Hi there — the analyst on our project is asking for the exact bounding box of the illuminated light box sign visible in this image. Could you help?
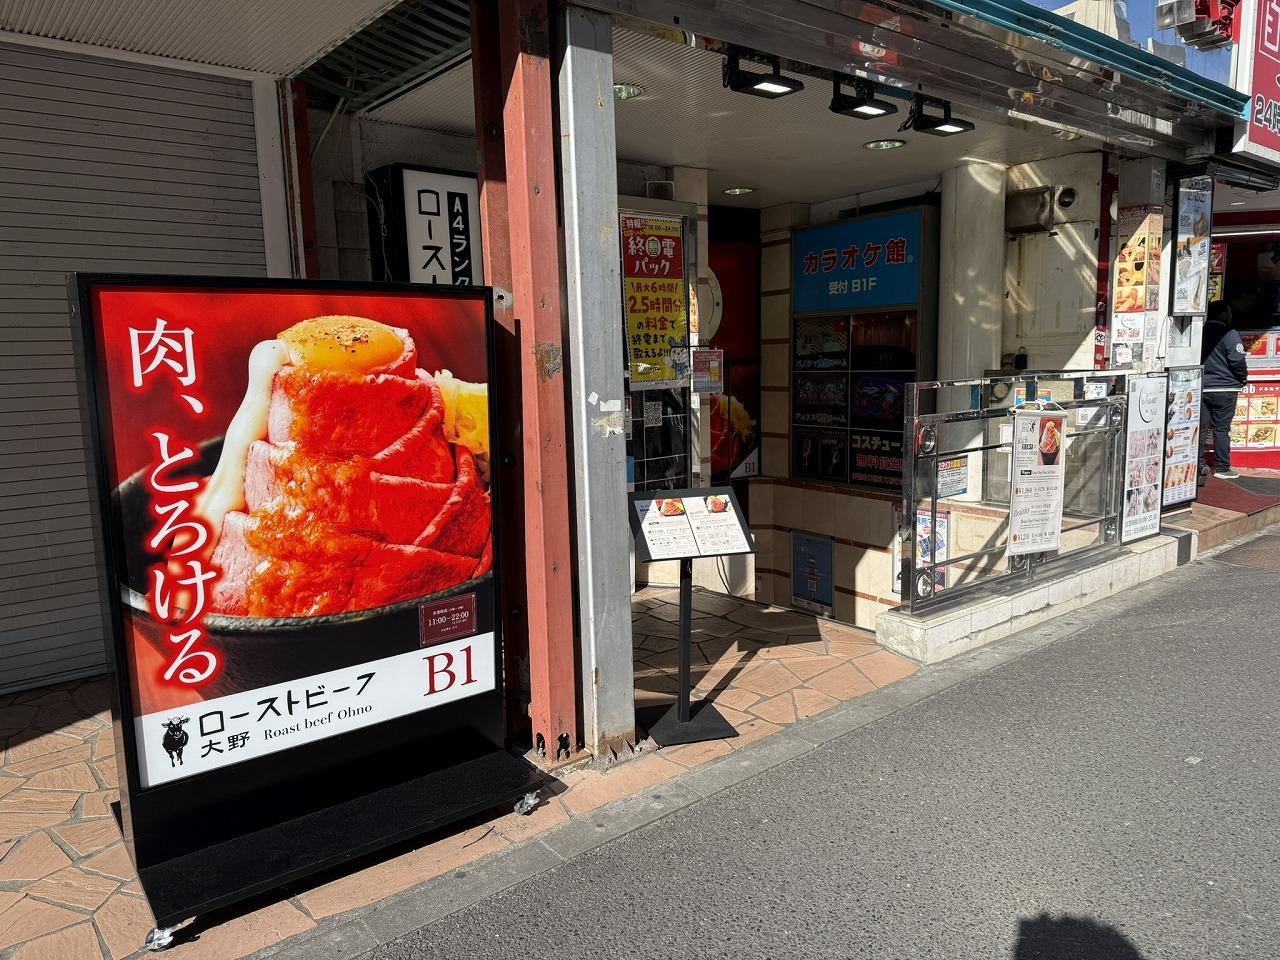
[72,275,537,933]
[792,210,923,315]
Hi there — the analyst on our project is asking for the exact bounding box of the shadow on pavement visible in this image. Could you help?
[1015,914,1144,959]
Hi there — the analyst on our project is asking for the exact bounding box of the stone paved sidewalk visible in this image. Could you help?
[0,589,917,960]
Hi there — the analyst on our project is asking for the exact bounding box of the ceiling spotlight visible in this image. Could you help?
[902,95,975,136]
[830,77,897,119]
[723,186,755,196]
[864,138,906,150]
[1229,200,1246,207]
[613,83,645,101]
[723,51,804,99]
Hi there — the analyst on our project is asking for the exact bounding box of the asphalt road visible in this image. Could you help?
[365,553,1280,960]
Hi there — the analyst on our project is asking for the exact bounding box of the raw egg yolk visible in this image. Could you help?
[278,316,404,373]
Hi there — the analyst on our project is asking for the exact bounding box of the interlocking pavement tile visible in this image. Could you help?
[25,866,120,911]
[11,921,101,960]
[663,738,734,768]
[825,637,881,659]
[0,706,38,736]
[0,833,72,882]
[645,603,682,623]
[91,758,118,790]
[3,733,81,768]
[490,796,570,844]
[753,643,814,661]
[0,893,22,916]
[637,634,677,654]
[687,617,742,638]
[93,891,155,960]
[72,682,109,719]
[80,791,117,820]
[749,693,797,726]
[726,716,783,749]
[297,824,509,920]
[0,813,69,844]
[91,736,116,763]
[806,662,877,701]
[0,791,78,816]
[53,819,121,858]
[167,901,314,960]
[734,662,803,698]
[783,655,846,681]
[7,744,93,779]
[705,688,759,714]
[0,778,21,800]
[25,763,98,794]
[0,896,82,952]
[792,688,840,720]
[559,754,684,817]
[80,843,137,882]
[854,649,919,688]
[0,839,13,862]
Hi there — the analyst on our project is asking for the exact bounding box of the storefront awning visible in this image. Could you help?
[927,0,1247,119]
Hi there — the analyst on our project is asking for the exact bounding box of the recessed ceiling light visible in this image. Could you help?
[1229,200,1247,206]
[613,83,645,101]
[723,51,804,99]
[723,186,755,196]
[864,138,906,150]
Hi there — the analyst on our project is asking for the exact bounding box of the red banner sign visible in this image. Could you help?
[1250,0,1280,152]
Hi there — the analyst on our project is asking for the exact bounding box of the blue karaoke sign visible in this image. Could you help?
[792,210,922,315]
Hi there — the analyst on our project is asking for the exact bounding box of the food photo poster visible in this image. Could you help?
[80,282,498,787]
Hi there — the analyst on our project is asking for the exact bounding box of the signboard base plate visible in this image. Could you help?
[122,748,542,929]
[639,701,739,747]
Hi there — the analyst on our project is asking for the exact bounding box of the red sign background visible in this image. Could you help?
[1250,0,1280,153]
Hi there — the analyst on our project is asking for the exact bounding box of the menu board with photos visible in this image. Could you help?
[1163,367,1202,507]
[629,487,755,562]
[1233,381,1280,452]
[1123,374,1169,543]
[1111,205,1162,352]
[1172,176,1212,317]
[791,314,912,491]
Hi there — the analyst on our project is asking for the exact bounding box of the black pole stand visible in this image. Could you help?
[642,558,739,746]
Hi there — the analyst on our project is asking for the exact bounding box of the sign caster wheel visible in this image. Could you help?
[513,790,540,816]
[145,926,177,951]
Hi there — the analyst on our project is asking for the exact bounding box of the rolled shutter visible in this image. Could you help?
[0,40,269,693]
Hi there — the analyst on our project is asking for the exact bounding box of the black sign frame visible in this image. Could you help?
[70,274,539,931]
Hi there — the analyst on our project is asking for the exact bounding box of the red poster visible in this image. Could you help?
[1249,0,1280,153]
[80,280,499,788]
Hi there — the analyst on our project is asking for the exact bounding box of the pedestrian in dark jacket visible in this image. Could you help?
[1199,300,1249,480]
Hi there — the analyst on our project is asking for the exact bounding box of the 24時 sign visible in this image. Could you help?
[792,210,922,315]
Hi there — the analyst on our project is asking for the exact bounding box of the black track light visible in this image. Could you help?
[829,77,898,119]
[901,94,975,136]
[723,51,804,99]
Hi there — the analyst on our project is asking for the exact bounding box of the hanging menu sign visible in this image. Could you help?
[1163,367,1203,507]
[629,487,755,562]
[1008,411,1067,556]
[1111,205,1162,355]
[1123,374,1169,542]
[622,214,689,390]
[1172,177,1213,317]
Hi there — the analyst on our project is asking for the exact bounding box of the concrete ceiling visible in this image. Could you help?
[0,0,399,75]
[366,26,1081,209]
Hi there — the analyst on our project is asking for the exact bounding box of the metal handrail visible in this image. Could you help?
[901,370,1128,612]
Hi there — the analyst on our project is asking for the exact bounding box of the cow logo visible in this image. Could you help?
[160,717,190,767]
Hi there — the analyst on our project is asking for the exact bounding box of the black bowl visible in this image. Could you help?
[113,439,489,695]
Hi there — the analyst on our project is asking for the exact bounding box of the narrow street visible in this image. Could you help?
[361,541,1280,960]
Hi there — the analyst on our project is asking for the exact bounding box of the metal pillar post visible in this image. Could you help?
[558,4,636,757]
[472,0,579,760]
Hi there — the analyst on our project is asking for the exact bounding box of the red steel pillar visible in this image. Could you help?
[471,0,579,761]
